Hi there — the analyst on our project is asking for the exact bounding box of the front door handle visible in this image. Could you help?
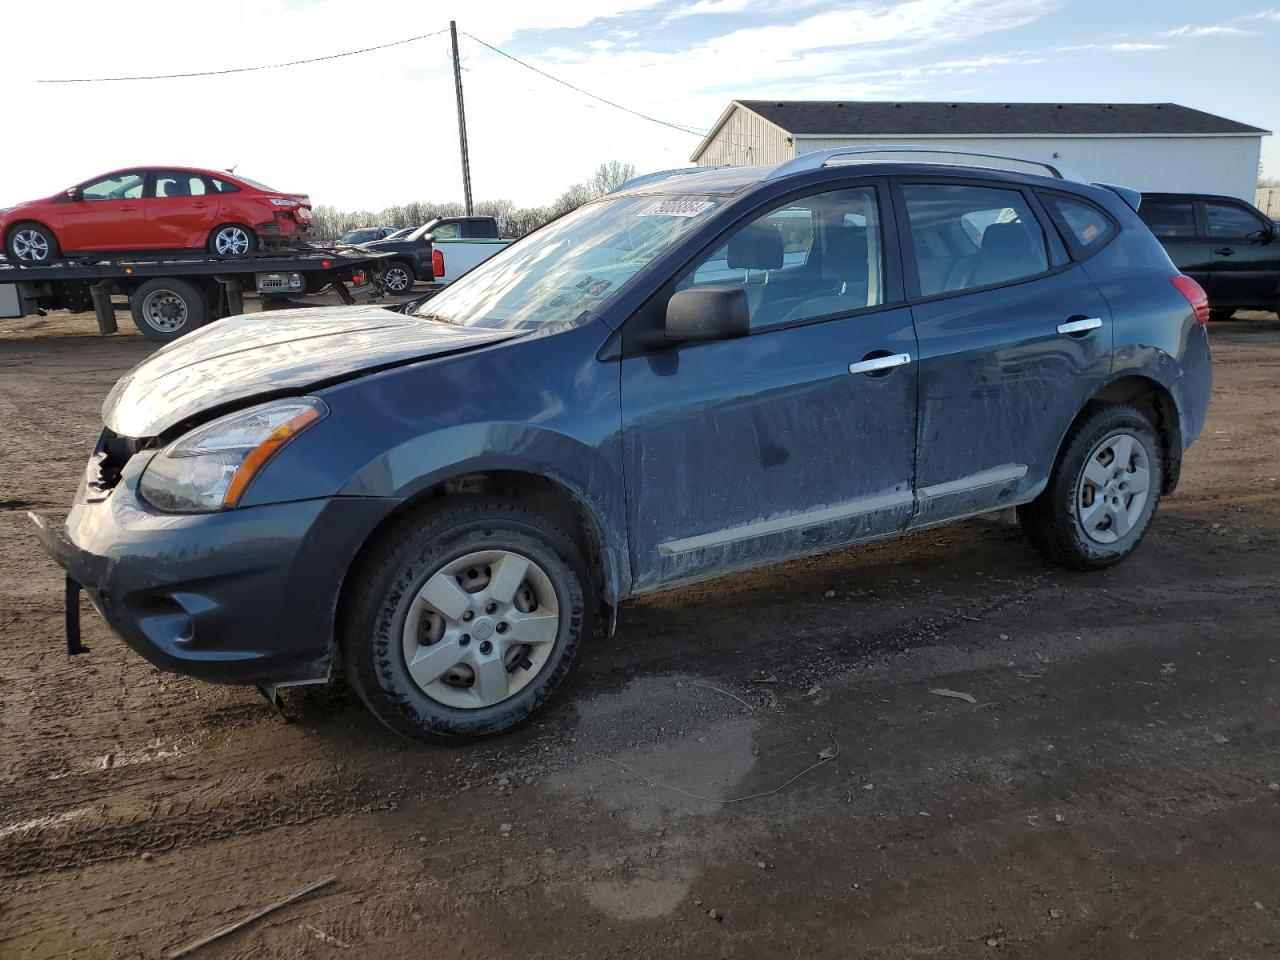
[1056,316,1102,336]
[848,352,912,375]
[121,204,139,212]
[1215,247,1235,256]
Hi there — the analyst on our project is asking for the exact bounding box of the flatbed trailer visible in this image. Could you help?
[0,246,395,342]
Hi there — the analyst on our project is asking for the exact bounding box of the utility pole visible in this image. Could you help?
[450,21,474,215]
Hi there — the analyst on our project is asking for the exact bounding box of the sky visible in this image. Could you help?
[0,0,1276,211]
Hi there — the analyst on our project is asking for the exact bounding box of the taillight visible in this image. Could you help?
[1170,274,1209,326]
[432,249,445,278]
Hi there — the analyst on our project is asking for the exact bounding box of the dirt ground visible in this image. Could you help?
[1,302,1278,960]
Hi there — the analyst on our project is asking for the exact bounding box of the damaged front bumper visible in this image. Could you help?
[29,454,395,687]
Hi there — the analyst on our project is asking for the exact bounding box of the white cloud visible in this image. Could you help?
[1240,9,1280,21]
[1159,24,1249,38]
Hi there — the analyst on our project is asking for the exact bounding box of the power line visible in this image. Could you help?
[462,31,707,138]
[36,29,450,83]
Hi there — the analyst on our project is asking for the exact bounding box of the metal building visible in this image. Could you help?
[691,101,1270,201]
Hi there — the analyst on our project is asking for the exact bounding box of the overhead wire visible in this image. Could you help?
[36,29,450,83]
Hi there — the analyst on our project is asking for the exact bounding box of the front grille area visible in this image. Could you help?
[85,428,149,496]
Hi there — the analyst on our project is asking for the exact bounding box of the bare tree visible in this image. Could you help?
[311,160,637,240]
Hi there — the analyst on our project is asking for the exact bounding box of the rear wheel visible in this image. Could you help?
[1019,404,1163,570]
[207,223,256,258]
[342,499,595,742]
[5,222,59,264]
[130,278,211,342]
[381,260,415,294]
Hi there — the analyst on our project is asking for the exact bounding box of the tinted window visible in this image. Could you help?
[209,178,240,193]
[1205,201,1266,239]
[680,186,884,330]
[153,172,208,198]
[80,173,144,201]
[1139,200,1196,238]
[902,184,1049,296]
[1045,195,1115,249]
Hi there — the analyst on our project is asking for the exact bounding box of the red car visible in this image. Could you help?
[1,166,312,264]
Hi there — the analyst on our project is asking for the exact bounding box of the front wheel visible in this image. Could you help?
[342,500,595,742]
[6,222,59,264]
[381,260,416,294]
[1019,404,1164,571]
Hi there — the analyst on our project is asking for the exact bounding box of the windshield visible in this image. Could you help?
[415,196,719,329]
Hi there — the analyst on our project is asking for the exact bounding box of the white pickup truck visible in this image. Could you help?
[362,216,512,292]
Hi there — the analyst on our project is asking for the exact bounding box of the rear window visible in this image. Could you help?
[1139,200,1196,238]
[901,183,1049,297]
[1043,195,1115,250]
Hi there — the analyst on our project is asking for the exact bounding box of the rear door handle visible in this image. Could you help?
[848,352,912,375]
[1215,247,1235,256]
[121,204,139,211]
[1056,317,1102,336]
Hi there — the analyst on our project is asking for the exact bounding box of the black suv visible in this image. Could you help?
[1139,193,1280,318]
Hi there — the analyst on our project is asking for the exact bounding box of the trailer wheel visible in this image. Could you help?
[382,261,416,294]
[130,278,210,342]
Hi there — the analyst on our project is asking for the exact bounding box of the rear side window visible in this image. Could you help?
[153,172,208,198]
[209,178,239,193]
[1139,200,1196,238]
[1044,195,1115,250]
[1204,201,1267,239]
[901,183,1049,297]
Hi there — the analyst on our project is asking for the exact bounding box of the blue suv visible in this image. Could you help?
[33,148,1213,742]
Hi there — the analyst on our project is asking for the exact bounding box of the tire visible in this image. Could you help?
[207,223,256,258]
[341,499,596,742]
[5,222,59,264]
[130,278,211,342]
[1018,404,1164,571]
[381,260,416,294]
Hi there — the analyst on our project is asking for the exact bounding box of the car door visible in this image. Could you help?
[146,171,218,249]
[620,181,919,592]
[1138,197,1210,290]
[57,171,149,251]
[895,178,1113,527]
[1203,198,1280,309]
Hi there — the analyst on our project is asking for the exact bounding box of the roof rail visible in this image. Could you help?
[764,146,1082,182]
[609,165,727,194]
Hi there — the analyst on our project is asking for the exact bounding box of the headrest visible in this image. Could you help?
[727,221,783,271]
[980,221,1035,258]
[822,225,868,282]
[164,180,188,197]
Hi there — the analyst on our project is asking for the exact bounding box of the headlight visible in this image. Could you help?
[139,397,327,513]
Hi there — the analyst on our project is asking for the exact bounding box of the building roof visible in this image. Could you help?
[732,100,1270,137]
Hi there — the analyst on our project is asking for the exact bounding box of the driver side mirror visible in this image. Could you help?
[665,286,749,343]
[1251,223,1277,244]
[65,187,79,200]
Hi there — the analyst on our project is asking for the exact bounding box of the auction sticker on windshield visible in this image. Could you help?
[638,199,716,218]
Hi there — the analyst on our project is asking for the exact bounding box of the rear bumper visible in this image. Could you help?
[258,213,313,242]
[31,456,395,686]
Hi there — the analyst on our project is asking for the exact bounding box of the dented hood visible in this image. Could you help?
[104,305,520,437]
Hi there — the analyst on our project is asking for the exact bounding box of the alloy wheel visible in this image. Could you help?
[213,226,251,256]
[1075,431,1151,544]
[383,265,412,292]
[401,549,560,709]
[12,229,50,262]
